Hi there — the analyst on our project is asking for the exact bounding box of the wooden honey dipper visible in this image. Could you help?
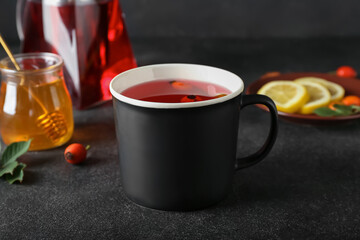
[0,34,67,142]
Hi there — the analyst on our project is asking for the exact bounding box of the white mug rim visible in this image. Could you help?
[110,63,244,109]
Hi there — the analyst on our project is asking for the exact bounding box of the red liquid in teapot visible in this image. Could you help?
[21,0,137,109]
[121,79,231,103]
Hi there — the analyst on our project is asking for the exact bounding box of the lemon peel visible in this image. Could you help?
[294,77,345,102]
[257,81,309,113]
[295,81,331,114]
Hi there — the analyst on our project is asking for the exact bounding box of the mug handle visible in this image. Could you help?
[235,94,278,170]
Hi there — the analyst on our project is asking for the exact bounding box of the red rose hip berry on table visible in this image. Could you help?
[336,66,357,78]
[64,143,90,164]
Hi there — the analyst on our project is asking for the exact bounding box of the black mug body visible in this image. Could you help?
[110,64,278,211]
[113,95,241,211]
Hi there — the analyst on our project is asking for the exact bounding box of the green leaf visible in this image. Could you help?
[0,161,18,177]
[5,163,26,184]
[1,140,32,167]
[333,104,353,115]
[351,105,360,113]
[314,107,342,117]
[314,104,360,117]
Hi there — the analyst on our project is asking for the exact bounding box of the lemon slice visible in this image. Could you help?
[257,81,309,113]
[295,81,331,114]
[294,77,345,102]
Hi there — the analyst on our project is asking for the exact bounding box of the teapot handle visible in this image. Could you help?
[16,0,26,41]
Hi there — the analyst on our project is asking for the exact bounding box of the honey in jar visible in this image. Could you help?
[0,53,73,150]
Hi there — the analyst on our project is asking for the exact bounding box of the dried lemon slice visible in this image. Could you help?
[294,77,345,102]
[295,81,331,114]
[257,81,309,113]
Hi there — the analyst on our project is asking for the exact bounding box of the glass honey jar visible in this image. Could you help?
[0,53,73,150]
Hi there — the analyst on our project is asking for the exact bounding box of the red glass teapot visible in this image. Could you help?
[17,0,137,109]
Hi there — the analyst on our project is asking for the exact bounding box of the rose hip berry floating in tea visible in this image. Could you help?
[170,80,192,90]
[181,95,203,102]
[215,94,227,98]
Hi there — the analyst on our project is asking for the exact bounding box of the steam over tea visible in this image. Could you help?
[121,79,231,103]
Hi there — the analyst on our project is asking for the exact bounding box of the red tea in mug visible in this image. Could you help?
[121,79,231,103]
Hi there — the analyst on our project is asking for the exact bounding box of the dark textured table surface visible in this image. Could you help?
[1,38,360,239]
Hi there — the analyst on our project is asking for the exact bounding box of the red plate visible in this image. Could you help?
[246,72,360,124]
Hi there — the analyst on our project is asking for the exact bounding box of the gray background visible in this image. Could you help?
[1,0,360,44]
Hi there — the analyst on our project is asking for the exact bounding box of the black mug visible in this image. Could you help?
[110,64,278,211]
